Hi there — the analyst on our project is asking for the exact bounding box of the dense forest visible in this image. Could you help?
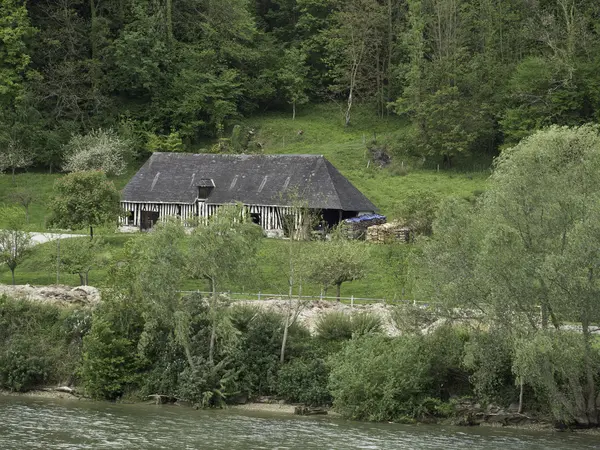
[2,0,600,170]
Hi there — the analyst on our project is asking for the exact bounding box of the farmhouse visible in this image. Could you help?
[120,153,376,235]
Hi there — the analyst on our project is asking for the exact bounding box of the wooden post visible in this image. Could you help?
[258,291,261,301]
[351,295,354,308]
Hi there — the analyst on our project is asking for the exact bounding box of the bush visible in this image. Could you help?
[277,358,331,406]
[0,296,85,391]
[351,312,383,336]
[463,329,516,404]
[231,308,285,397]
[328,328,469,422]
[315,312,353,341]
[80,318,140,400]
[393,190,442,236]
[62,128,131,176]
[177,357,239,408]
[0,344,50,392]
[328,335,433,421]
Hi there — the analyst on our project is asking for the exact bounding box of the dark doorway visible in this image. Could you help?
[250,213,261,225]
[322,209,358,228]
[140,210,159,230]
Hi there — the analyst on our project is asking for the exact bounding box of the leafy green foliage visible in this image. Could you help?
[48,171,121,237]
[277,357,331,406]
[393,190,441,236]
[328,335,433,421]
[81,317,139,400]
[49,237,107,286]
[0,295,88,392]
[306,238,369,299]
[419,125,600,425]
[315,312,353,341]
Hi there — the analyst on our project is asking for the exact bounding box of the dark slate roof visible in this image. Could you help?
[122,153,377,211]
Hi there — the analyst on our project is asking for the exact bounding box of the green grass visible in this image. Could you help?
[1,103,490,298]
[243,103,489,217]
[0,168,139,231]
[0,235,412,301]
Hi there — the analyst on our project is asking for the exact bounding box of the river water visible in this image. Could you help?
[1,396,599,450]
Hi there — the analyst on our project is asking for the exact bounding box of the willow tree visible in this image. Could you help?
[418,125,600,426]
[187,205,262,363]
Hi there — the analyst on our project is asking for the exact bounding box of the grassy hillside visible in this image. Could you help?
[0,104,489,297]
[243,104,489,217]
[0,169,137,231]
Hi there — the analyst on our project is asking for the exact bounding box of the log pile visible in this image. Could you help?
[366,221,411,243]
[341,214,386,240]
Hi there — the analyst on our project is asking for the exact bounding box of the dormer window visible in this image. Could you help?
[197,179,215,200]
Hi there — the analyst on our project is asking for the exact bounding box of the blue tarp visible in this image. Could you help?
[344,214,386,224]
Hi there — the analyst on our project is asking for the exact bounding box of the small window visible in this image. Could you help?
[250,213,261,225]
[197,179,215,200]
[197,186,212,199]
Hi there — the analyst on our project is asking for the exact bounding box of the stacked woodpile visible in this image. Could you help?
[366,221,411,243]
[342,214,386,240]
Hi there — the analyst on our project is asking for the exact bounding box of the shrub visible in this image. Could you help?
[277,358,331,406]
[328,335,433,421]
[80,318,139,400]
[393,190,442,236]
[463,329,516,404]
[315,312,353,341]
[351,312,383,336]
[0,344,50,392]
[0,296,85,391]
[231,309,285,397]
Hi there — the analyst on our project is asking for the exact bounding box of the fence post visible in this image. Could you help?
[258,291,261,301]
[351,295,354,308]
[320,289,323,301]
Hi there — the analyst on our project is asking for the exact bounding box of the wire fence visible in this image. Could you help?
[177,290,434,307]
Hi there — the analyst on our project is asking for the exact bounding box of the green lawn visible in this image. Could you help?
[0,235,413,301]
[0,168,138,231]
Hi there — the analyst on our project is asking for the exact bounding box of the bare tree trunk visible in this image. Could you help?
[209,279,217,364]
[11,269,15,286]
[336,283,341,302]
[166,0,173,41]
[25,206,29,224]
[90,226,94,240]
[280,312,290,363]
[518,377,524,414]
[582,268,599,425]
[292,101,296,120]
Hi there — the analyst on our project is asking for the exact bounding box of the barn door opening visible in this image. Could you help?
[140,210,159,230]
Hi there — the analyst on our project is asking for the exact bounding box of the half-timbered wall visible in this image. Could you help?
[120,201,305,232]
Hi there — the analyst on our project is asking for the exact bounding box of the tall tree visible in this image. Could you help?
[0,206,32,285]
[187,205,262,363]
[0,0,36,107]
[48,171,121,238]
[418,125,600,426]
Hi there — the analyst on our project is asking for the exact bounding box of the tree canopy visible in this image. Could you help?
[419,125,600,426]
[48,171,121,238]
[1,0,600,167]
